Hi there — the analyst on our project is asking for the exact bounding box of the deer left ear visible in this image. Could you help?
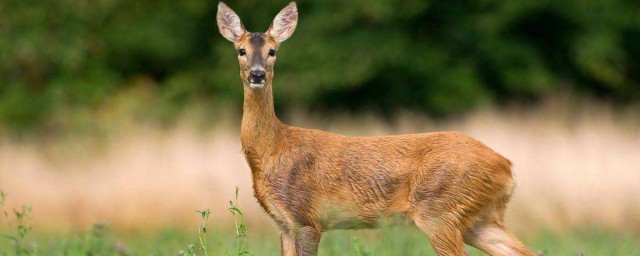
[268,2,298,43]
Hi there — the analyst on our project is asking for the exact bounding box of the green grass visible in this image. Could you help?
[10,226,638,255]
[2,189,640,255]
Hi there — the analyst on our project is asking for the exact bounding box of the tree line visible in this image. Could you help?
[1,0,638,131]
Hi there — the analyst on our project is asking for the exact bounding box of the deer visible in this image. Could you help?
[216,2,536,256]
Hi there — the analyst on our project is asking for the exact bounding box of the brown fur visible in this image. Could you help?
[218,2,536,255]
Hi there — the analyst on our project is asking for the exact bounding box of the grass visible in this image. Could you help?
[15,226,640,255]
[2,189,639,255]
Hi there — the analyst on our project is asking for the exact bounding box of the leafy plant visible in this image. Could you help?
[0,190,36,255]
[225,187,251,256]
[179,209,210,256]
[180,187,251,256]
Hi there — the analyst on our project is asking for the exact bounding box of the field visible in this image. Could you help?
[3,191,640,255]
[3,199,640,255]
[8,225,640,255]
[1,99,640,255]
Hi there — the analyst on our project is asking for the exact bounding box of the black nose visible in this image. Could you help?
[249,70,266,82]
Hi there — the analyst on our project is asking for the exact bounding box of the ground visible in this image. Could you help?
[12,225,639,255]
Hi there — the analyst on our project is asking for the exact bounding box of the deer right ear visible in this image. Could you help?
[217,2,245,43]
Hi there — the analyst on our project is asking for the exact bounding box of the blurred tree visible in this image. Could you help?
[0,0,638,132]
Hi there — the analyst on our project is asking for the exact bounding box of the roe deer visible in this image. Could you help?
[217,2,536,255]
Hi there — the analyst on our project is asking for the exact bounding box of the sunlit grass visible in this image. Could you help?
[2,187,638,255]
[15,226,640,255]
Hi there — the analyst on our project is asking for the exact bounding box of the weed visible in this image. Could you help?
[180,187,251,256]
[179,209,210,256]
[197,209,212,256]
[225,187,251,256]
[0,190,36,255]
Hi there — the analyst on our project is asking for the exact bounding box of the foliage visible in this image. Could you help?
[0,190,36,255]
[180,187,252,256]
[225,187,251,256]
[178,209,209,256]
[0,0,639,132]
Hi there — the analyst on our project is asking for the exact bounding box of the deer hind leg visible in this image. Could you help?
[464,222,536,256]
[463,184,536,256]
[413,215,467,256]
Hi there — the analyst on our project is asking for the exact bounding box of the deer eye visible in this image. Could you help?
[238,49,246,56]
[268,49,276,57]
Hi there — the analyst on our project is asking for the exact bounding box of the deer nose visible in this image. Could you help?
[249,70,266,83]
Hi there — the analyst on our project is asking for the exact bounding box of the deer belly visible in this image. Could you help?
[317,172,411,229]
[317,191,398,230]
[318,205,379,229]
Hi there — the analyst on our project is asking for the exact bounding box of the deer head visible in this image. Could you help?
[217,2,298,89]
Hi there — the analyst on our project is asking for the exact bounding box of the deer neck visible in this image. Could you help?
[241,82,281,153]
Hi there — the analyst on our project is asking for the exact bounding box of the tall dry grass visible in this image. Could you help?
[0,99,638,235]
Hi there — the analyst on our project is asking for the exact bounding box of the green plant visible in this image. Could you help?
[179,209,210,256]
[180,187,251,256]
[0,190,36,255]
[225,187,251,256]
[196,209,212,256]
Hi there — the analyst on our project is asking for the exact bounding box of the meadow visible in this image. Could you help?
[2,198,640,255]
[1,98,639,255]
[8,224,640,255]
[2,188,639,255]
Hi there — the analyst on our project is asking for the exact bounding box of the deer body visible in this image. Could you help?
[218,2,535,255]
[245,124,514,231]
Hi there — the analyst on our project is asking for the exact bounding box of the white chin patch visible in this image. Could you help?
[249,83,264,89]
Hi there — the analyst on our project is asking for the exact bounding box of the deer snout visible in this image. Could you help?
[249,69,266,88]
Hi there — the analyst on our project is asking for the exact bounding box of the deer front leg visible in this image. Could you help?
[280,226,322,256]
[281,232,296,256]
[295,226,321,255]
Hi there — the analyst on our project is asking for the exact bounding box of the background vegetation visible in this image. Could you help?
[1,0,639,133]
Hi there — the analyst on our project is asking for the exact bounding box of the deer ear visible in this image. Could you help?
[217,2,245,43]
[268,2,298,43]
